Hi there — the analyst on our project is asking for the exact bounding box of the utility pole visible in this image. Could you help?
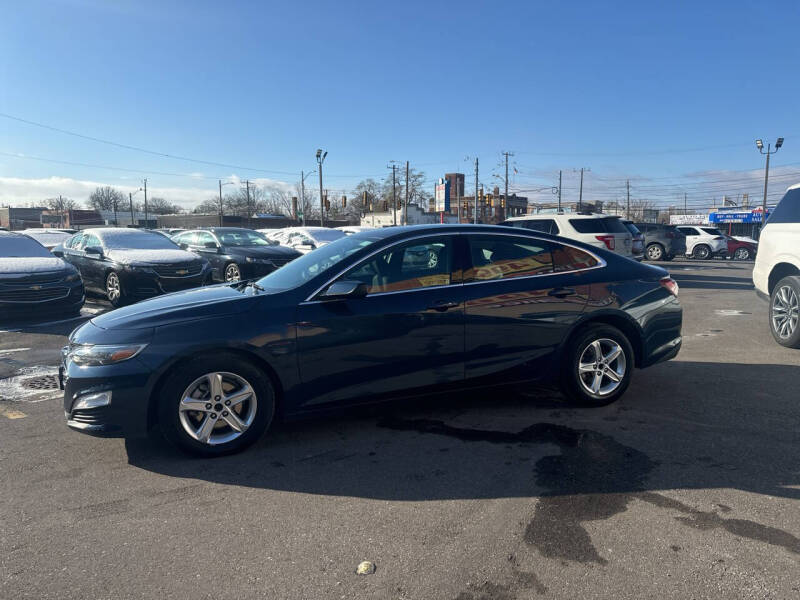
[474,157,479,224]
[404,160,409,226]
[558,170,562,212]
[129,192,134,226]
[578,168,585,211]
[503,152,514,218]
[112,193,118,226]
[756,138,783,234]
[626,180,630,219]
[391,163,397,226]
[142,178,148,228]
[59,195,64,228]
[684,192,687,215]
[218,180,224,226]
[245,180,251,228]
[316,149,327,227]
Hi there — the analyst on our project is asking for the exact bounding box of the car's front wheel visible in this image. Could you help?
[224,263,241,282]
[769,276,800,348]
[105,271,127,308]
[157,354,275,456]
[560,324,634,406]
[733,246,752,261]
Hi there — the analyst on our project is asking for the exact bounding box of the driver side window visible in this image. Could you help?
[343,237,453,295]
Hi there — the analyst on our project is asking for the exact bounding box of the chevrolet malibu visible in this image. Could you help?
[62,225,682,456]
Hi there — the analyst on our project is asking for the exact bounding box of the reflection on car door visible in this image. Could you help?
[463,234,592,385]
[295,235,465,408]
[80,233,106,289]
[188,232,223,279]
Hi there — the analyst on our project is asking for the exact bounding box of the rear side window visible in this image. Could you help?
[603,217,629,233]
[569,218,605,234]
[466,236,553,281]
[766,188,800,224]
[552,244,599,272]
[701,227,723,236]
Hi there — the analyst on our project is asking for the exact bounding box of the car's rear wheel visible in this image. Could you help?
[646,243,665,261]
[733,246,752,261]
[769,276,800,348]
[692,244,711,260]
[105,271,127,307]
[224,263,241,282]
[157,354,275,456]
[560,325,634,406]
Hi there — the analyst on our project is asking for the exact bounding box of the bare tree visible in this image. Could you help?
[193,197,222,215]
[147,197,183,215]
[628,198,658,221]
[87,186,125,212]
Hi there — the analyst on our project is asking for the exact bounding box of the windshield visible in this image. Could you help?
[0,235,53,258]
[256,234,380,292]
[218,230,271,247]
[310,229,347,242]
[99,231,180,250]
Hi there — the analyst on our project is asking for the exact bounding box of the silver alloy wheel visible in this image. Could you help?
[178,371,257,445]
[646,244,663,260]
[734,247,750,260]
[427,250,439,268]
[772,285,799,340]
[106,272,121,302]
[224,263,241,282]
[577,338,627,397]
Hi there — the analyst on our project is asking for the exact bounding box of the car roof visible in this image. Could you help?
[504,213,615,221]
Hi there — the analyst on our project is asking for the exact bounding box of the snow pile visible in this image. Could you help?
[0,257,69,274]
[106,249,200,265]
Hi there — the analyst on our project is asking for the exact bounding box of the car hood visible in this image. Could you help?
[106,248,201,265]
[0,256,71,275]
[90,284,258,330]
[226,245,300,258]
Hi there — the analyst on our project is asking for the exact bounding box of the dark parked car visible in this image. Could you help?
[54,228,212,307]
[172,228,301,282]
[0,231,84,318]
[62,225,683,456]
[633,222,687,261]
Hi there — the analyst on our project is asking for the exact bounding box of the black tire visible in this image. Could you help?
[645,243,665,261]
[105,270,127,308]
[559,324,635,406]
[157,353,275,456]
[733,246,752,261]
[769,276,800,349]
[692,244,711,260]
[224,262,241,282]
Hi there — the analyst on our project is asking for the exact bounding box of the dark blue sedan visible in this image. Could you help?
[61,225,682,456]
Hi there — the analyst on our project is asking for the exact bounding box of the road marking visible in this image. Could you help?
[0,348,31,355]
[0,405,26,419]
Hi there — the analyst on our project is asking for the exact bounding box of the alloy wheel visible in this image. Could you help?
[577,338,627,396]
[694,245,710,259]
[106,272,121,303]
[772,285,799,340]
[646,244,663,260]
[734,247,750,260]
[225,264,241,282]
[178,371,258,445]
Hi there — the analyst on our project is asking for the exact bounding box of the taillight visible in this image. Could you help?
[660,277,679,297]
[666,231,676,239]
[595,235,615,250]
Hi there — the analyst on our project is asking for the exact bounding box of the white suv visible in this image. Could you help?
[501,213,633,258]
[675,225,728,259]
[753,183,800,348]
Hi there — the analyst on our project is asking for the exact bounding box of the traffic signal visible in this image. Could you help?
[324,195,330,211]
[342,195,347,208]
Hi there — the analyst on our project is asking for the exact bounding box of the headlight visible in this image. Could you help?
[245,257,272,264]
[64,272,81,282]
[67,343,148,367]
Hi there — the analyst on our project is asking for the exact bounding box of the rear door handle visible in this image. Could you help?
[428,300,460,312]
[548,287,577,298]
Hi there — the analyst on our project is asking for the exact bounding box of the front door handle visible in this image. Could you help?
[428,300,460,312]
[548,287,577,298]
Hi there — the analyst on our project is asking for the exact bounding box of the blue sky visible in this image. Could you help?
[2,0,799,209]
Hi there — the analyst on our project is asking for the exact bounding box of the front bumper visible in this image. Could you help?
[119,267,209,299]
[0,281,84,316]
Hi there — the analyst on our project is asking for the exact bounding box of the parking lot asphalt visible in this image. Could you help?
[1,259,798,600]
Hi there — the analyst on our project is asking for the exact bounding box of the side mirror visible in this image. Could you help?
[52,247,64,258]
[85,246,103,257]
[320,280,368,300]
[178,242,189,250]
[204,241,220,251]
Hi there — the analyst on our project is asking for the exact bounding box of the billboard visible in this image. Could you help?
[435,178,450,213]
[709,209,770,224]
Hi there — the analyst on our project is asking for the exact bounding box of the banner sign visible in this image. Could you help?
[435,178,450,213]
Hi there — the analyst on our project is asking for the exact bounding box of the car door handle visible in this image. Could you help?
[548,287,577,298]
[428,300,460,312]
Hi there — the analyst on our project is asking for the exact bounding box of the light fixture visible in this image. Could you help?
[316,149,322,159]
[756,139,763,150]
[775,137,784,149]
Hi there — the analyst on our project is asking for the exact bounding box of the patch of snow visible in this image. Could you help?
[106,248,201,265]
[0,365,61,403]
[0,257,69,274]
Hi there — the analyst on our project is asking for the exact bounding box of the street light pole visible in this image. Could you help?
[142,178,148,228]
[218,180,234,226]
[300,169,315,227]
[316,149,327,226]
[756,138,783,234]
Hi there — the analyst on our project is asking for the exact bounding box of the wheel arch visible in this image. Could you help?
[768,263,800,295]
[145,346,286,432]
[558,311,645,369]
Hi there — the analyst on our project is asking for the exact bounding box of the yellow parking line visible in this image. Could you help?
[0,405,26,419]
